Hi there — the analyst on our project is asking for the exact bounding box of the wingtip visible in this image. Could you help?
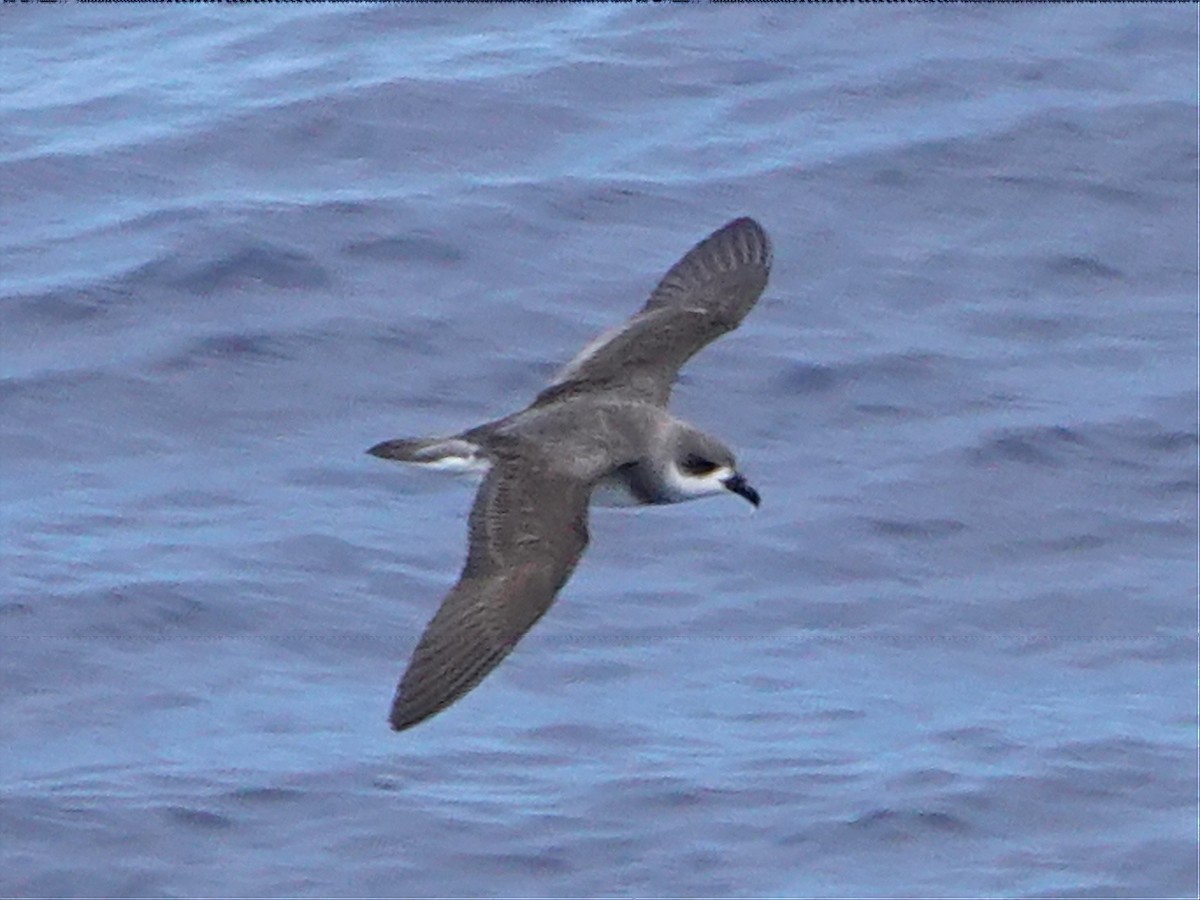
[725,215,765,232]
[388,682,454,733]
[714,215,766,238]
[367,439,405,459]
[717,216,771,264]
[669,216,772,281]
[388,700,424,733]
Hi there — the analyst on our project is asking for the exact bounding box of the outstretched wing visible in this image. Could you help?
[389,448,591,732]
[534,217,772,408]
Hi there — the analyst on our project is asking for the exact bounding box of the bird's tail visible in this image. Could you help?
[366,435,490,474]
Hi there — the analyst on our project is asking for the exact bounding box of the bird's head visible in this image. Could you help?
[664,426,760,508]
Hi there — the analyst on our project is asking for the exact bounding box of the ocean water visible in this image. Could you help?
[2,4,1196,898]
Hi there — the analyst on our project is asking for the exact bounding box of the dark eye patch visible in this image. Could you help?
[681,454,719,476]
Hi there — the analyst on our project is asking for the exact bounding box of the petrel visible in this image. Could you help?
[369,217,772,731]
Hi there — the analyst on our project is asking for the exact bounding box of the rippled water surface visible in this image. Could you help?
[2,5,1196,898]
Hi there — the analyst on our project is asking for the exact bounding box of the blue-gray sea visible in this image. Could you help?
[2,4,1196,898]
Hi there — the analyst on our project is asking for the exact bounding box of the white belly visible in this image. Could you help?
[412,456,492,477]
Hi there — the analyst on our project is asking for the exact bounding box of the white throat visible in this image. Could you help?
[661,463,735,503]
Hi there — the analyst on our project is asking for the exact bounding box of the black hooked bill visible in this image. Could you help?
[722,473,760,508]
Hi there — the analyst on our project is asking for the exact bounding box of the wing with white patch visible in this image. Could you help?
[536,217,772,408]
[388,447,591,732]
